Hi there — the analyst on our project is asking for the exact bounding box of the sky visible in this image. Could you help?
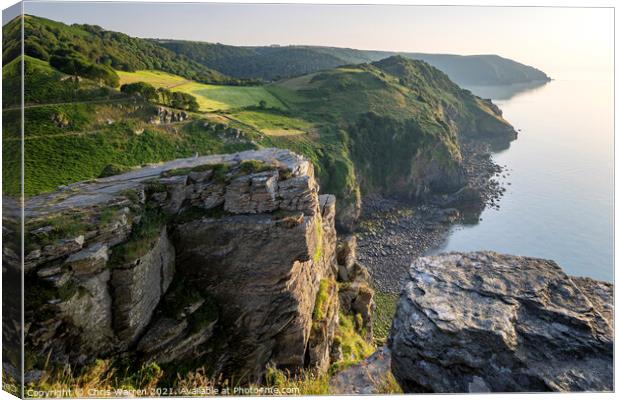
[7,1,615,78]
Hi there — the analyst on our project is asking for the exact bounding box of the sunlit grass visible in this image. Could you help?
[116,70,189,88]
[116,70,286,112]
[174,82,286,111]
[227,110,313,136]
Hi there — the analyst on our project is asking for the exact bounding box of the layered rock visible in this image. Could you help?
[111,229,175,344]
[335,235,375,340]
[2,196,23,390]
[389,252,613,393]
[22,148,339,381]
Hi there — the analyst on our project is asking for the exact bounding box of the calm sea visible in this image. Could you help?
[429,74,614,282]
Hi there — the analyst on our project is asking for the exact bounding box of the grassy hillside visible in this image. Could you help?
[157,40,550,86]
[404,52,551,86]
[370,56,514,140]
[3,104,259,196]
[116,70,190,88]
[118,70,285,111]
[4,25,515,229]
[172,82,285,111]
[156,41,349,81]
[1,58,259,196]
[3,15,237,85]
[19,118,256,196]
[7,15,548,88]
[265,60,462,199]
[3,55,119,108]
[230,110,314,136]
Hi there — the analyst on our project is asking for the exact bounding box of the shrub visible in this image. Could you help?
[99,163,132,178]
[50,49,119,87]
[120,82,158,102]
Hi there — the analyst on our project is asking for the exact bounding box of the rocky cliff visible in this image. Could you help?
[389,252,614,393]
[19,148,371,383]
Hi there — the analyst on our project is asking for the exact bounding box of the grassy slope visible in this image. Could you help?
[118,70,286,111]
[372,292,399,343]
[157,39,549,85]
[6,53,514,227]
[2,55,124,196]
[3,55,118,108]
[3,15,230,85]
[230,110,313,136]
[6,55,514,229]
[2,59,260,196]
[16,117,256,197]
[156,40,349,81]
[116,69,189,88]
[262,57,514,207]
[175,82,285,111]
[266,63,459,196]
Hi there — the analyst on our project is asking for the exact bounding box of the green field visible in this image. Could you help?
[117,70,189,88]
[117,70,286,112]
[174,82,286,111]
[227,110,314,136]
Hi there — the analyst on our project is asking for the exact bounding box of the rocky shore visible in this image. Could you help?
[357,139,509,293]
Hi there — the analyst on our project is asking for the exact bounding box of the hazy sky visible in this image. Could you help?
[14,1,615,78]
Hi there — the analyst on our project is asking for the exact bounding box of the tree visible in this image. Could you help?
[85,64,119,87]
[49,48,119,87]
[120,81,158,101]
[169,91,199,111]
[157,87,171,105]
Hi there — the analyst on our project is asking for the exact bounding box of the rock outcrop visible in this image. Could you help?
[335,235,375,340]
[149,106,189,124]
[329,346,393,394]
[389,252,613,393]
[21,148,340,382]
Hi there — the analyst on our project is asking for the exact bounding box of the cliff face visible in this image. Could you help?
[21,149,346,381]
[345,57,516,208]
[389,252,613,393]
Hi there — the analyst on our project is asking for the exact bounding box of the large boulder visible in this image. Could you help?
[389,251,613,393]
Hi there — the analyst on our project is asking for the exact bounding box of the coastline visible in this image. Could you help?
[357,139,509,294]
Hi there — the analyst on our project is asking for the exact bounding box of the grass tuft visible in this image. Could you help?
[265,368,328,395]
[334,311,375,364]
[312,279,332,321]
[110,207,166,264]
[312,222,323,264]
[371,292,399,344]
[238,159,272,174]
